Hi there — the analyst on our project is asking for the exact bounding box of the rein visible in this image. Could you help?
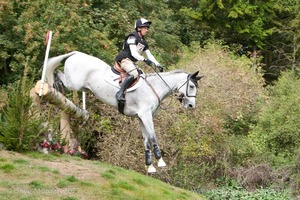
[144,78,161,104]
[149,65,173,93]
[176,74,196,98]
[148,66,196,103]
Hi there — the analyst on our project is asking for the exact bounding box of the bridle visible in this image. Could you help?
[146,68,197,104]
[176,74,197,98]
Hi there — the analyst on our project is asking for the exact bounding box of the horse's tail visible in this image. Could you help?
[45,51,78,86]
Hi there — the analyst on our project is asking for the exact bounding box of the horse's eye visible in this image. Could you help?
[190,85,195,89]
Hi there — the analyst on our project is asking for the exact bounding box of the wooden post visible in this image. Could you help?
[30,88,41,117]
[34,80,88,151]
[60,111,71,152]
[34,80,89,121]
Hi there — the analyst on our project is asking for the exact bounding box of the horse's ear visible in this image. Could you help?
[191,71,199,78]
[191,71,204,81]
[196,74,204,81]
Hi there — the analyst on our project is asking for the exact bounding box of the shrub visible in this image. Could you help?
[0,66,44,152]
[250,70,300,166]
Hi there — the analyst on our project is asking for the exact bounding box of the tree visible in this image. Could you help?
[179,0,276,49]
[263,0,300,80]
[0,0,118,85]
[0,65,43,152]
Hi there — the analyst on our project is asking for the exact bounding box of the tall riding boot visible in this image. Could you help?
[115,75,134,102]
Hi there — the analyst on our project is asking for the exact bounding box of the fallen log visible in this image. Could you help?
[34,80,89,121]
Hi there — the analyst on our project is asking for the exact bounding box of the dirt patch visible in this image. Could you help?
[0,150,103,182]
[41,159,103,181]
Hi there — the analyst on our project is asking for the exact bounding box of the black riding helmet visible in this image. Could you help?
[134,18,152,31]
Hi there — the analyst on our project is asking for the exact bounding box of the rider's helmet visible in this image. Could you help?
[134,18,152,30]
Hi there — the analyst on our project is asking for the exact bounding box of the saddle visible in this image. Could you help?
[112,62,143,114]
[112,62,140,87]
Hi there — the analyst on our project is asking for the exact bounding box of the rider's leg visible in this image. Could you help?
[115,75,134,102]
[115,59,138,102]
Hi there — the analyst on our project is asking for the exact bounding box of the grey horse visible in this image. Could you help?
[45,51,203,173]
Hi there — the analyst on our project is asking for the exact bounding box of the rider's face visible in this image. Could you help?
[140,27,149,36]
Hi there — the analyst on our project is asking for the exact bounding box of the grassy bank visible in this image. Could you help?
[0,150,203,200]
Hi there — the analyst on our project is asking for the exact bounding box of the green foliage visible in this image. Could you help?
[0,0,186,85]
[169,161,220,190]
[179,0,276,48]
[202,186,291,200]
[227,135,257,166]
[0,66,43,152]
[250,70,300,165]
[0,0,118,85]
[290,155,300,197]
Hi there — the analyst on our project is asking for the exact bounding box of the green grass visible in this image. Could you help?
[13,158,29,164]
[0,163,15,173]
[0,150,203,200]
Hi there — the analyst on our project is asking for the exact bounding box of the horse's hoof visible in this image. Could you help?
[157,158,166,168]
[147,164,156,173]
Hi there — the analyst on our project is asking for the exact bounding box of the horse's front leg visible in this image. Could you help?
[139,113,166,173]
[153,143,166,168]
[139,118,156,173]
[145,136,157,173]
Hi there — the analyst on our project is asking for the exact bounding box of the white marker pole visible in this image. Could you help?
[39,31,52,96]
[82,92,86,110]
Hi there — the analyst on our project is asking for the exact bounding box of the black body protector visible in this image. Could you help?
[115,31,149,63]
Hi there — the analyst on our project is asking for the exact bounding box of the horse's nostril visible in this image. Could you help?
[188,104,193,108]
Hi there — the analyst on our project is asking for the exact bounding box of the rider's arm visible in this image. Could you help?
[128,36,145,61]
[129,44,145,61]
[144,49,160,66]
[128,36,160,66]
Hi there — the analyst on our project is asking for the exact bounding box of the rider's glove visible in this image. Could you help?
[157,64,164,72]
[144,59,153,66]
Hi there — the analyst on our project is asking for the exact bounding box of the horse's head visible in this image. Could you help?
[177,71,203,109]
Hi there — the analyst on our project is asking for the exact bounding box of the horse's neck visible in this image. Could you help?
[150,72,186,99]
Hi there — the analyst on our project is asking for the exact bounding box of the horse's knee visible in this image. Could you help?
[145,150,152,166]
[153,144,161,160]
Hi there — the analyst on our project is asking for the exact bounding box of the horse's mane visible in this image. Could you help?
[147,69,187,77]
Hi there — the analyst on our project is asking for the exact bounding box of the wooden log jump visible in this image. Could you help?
[34,80,89,121]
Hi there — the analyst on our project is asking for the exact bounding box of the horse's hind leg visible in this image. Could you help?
[52,71,64,91]
[55,70,67,86]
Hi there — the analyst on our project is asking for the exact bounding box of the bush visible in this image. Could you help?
[250,71,300,166]
[0,66,44,152]
[290,153,300,197]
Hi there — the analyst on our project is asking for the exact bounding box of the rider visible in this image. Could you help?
[115,17,163,102]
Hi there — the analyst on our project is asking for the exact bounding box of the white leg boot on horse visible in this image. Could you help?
[145,150,156,173]
[140,115,166,173]
[153,144,166,168]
